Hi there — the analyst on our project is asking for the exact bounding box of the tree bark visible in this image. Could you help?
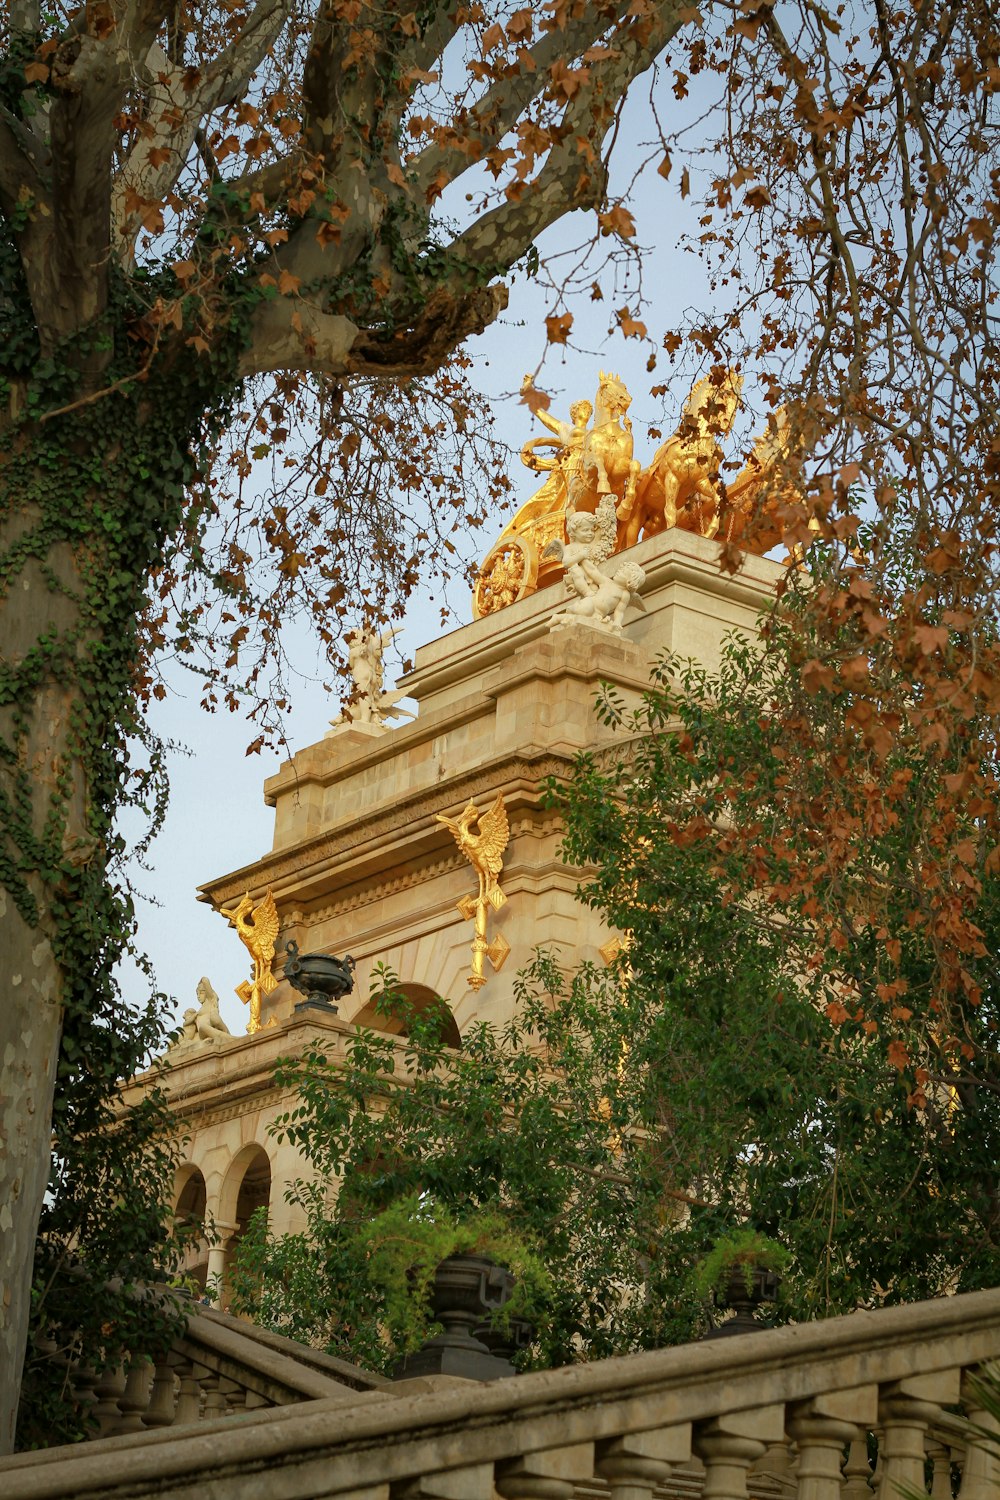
[0,913,63,1454]
[0,484,121,1451]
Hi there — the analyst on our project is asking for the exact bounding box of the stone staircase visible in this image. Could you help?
[3,1288,999,1499]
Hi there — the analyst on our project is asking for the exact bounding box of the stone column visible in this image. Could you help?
[958,1370,1000,1500]
[595,1425,691,1500]
[878,1371,960,1500]
[206,1222,237,1307]
[495,1444,595,1500]
[787,1386,877,1500]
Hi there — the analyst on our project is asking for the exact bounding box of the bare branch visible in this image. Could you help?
[111,0,295,258]
[449,7,686,273]
[410,3,632,202]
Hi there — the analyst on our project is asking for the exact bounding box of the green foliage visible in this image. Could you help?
[229,965,708,1371]
[691,1230,791,1301]
[17,1044,188,1448]
[554,629,1000,1320]
[224,611,1000,1370]
[0,235,250,1446]
[232,1193,552,1366]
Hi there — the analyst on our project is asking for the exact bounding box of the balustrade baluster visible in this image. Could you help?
[69,1361,101,1433]
[91,1361,128,1436]
[171,1358,203,1425]
[956,1370,1000,1500]
[926,1441,954,1500]
[841,1435,874,1497]
[750,1437,796,1487]
[694,1407,787,1500]
[199,1366,227,1419]
[788,1388,876,1500]
[142,1359,177,1428]
[112,1358,152,1434]
[595,1425,692,1500]
[877,1372,960,1500]
[219,1377,248,1415]
[394,1465,495,1499]
[495,1444,595,1500]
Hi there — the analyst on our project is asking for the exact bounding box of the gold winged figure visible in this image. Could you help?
[435,791,511,990]
[222,887,280,1034]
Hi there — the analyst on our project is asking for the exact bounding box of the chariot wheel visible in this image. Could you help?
[472,534,540,619]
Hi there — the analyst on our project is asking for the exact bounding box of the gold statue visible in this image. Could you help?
[617,370,743,547]
[572,369,641,519]
[472,368,800,617]
[222,888,280,1034]
[435,791,511,991]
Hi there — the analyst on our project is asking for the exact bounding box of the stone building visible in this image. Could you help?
[127,521,781,1298]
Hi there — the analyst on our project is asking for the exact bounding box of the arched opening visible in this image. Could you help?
[234,1149,272,1240]
[173,1164,209,1292]
[216,1145,272,1310]
[352,981,462,1049]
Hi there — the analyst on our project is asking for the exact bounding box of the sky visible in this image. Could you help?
[119,71,735,1038]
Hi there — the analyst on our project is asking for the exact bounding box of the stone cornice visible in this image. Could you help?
[198,750,574,911]
[400,529,780,707]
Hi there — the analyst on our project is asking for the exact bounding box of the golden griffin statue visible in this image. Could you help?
[435,791,511,991]
[472,370,799,618]
[223,887,280,1034]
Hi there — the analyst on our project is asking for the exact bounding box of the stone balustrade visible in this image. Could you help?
[41,1299,389,1444]
[3,1288,998,1499]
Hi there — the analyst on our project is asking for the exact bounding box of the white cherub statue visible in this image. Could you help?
[541,491,618,600]
[553,558,647,635]
[333,623,413,729]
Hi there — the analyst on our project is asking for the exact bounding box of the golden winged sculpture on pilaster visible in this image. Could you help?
[222,887,280,1034]
[435,791,511,991]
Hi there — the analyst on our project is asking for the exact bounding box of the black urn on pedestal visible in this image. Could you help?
[702,1261,780,1339]
[392,1253,518,1383]
[284,941,355,1014]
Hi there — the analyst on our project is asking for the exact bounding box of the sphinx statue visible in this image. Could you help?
[171,976,231,1051]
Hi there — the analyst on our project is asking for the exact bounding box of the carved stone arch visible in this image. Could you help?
[351,980,462,1049]
[217,1142,274,1234]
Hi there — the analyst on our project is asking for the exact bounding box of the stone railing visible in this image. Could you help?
[33,1299,388,1443]
[3,1288,999,1499]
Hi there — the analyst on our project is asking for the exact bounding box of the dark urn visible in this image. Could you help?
[284,941,355,1014]
[702,1261,780,1340]
[393,1253,518,1383]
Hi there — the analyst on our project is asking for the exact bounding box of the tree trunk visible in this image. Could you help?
[0,504,91,1448]
[0,436,153,1448]
[0,912,64,1454]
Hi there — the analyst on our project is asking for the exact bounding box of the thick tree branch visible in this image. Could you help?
[410,2,631,202]
[111,0,295,258]
[448,6,687,273]
[237,280,508,380]
[8,2,41,32]
[0,104,43,221]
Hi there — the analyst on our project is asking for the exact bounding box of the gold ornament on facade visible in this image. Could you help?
[222,887,280,1034]
[435,791,511,991]
[472,370,799,617]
